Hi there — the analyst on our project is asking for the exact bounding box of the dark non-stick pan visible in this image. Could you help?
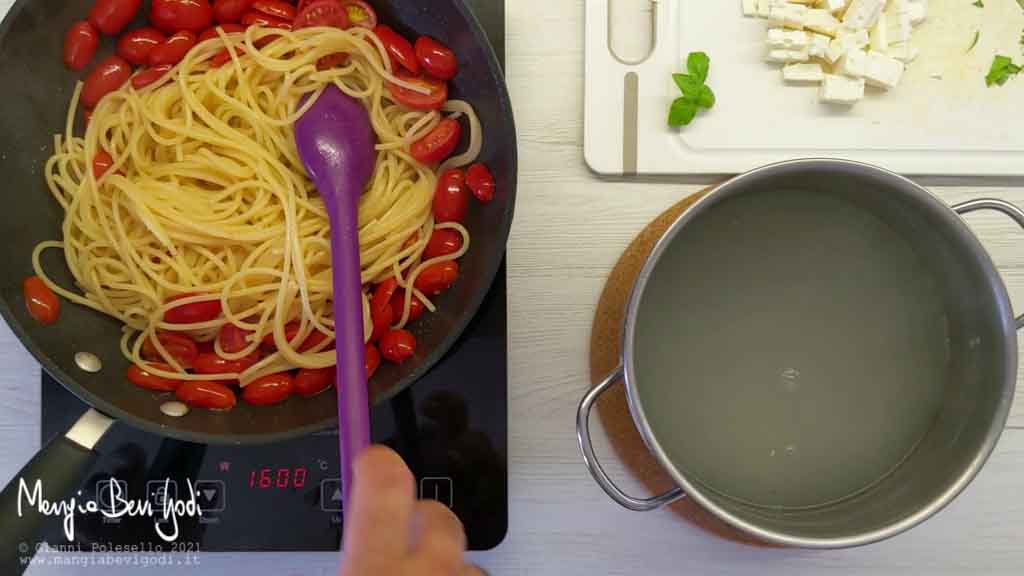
[0,0,515,569]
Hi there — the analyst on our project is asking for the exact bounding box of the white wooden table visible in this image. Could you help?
[3,0,1024,574]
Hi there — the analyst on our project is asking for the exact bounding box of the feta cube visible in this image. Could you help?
[836,49,868,77]
[887,12,913,43]
[806,9,841,37]
[817,0,849,14]
[769,3,809,29]
[819,74,866,103]
[783,62,826,83]
[826,29,869,62]
[765,46,812,63]
[907,0,927,26]
[807,32,833,60]
[887,42,919,63]
[843,0,886,30]
[870,13,888,52]
[743,0,758,17]
[767,28,811,49]
[863,51,905,88]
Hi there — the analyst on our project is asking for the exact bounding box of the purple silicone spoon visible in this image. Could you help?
[294,85,375,512]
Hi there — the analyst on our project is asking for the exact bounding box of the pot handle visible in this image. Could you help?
[953,198,1024,329]
[577,365,686,511]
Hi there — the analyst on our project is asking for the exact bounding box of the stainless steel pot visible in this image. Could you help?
[577,159,1021,548]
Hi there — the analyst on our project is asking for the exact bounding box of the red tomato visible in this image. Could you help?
[316,53,350,70]
[293,0,349,29]
[176,380,237,410]
[374,25,418,74]
[414,36,458,81]
[432,169,469,223]
[371,277,399,316]
[81,56,133,108]
[64,21,101,71]
[92,151,115,179]
[241,11,293,29]
[210,47,239,67]
[379,329,416,364]
[218,323,254,353]
[127,363,183,392]
[341,0,377,29]
[84,109,93,125]
[370,299,393,343]
[466,163,495,203]
[261,322,329,352]
[150,0,215,33]
[88,0,142,36]
[198,23,246,41]
[116,28,167,66]
[142,331,200,368]
[251,0,295,21]
[164,293,222,324]
[148,31,198,66]
[131,65,174,89]
[23,276,60,325]
[414,261,459,296]
[193,351,260,375]
[410,118,461,164]
[213,0,252,23]
[389,289,424,323]
[423,228,463,260]
[387,71,447,111]
[365,343,381,378]
[294,367,334,397]
[242,372,293,406]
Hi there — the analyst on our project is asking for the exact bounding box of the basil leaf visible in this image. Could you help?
[696,85,716,109]
[672,73,702,97]
[687,52,711,84]
[986,55,1021,86]
[668,97,698,126]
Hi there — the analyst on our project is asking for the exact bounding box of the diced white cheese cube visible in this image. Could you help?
[819,74,866,103]
[843,0,886,30]
[767,28,811,49]
[836,49,868,77]
[807,32,833,60]
[863,51,905,88]
[769,3,809,29]
[887,12,913,43]
[887,42,919,63]
[886,0,910,15]
[826,29,869,62]
[805,9,841,37]
[743,0,758,17]
[906,0,926,26]
[765,46,812,63]
[817,0,849,14]
[783,62,826,83]
[870,13,888,52]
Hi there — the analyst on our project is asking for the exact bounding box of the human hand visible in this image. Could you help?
[340,446,484,576]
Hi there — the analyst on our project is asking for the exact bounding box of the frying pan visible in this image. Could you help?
[0,0,516,569]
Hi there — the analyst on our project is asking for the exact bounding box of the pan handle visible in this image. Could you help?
[953,198,1024,329]
[0,409,113,575]
[576,365,686,511]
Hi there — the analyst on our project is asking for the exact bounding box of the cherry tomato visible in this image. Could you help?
[218,323,254,353]
[88,0,142,36]
[92,151,115,179]
[210,47,239,67]
[387,71,448,111]
[261,322,329,352]
[23,276,59,325]
[414,261,459,296]
[365,343,381,378]
[374,25,418,74]
[341,0,377,29]
[148,31,198,66]
[81,55,133,108]
[316,52,350,70]
[423,228,463,260]
[164,293,222,324]
[410,118,461,165]
[251,0,295,21]
[371,277,399,316]
[116,28,166,66]
[432,169,469,224]
[127,363,183,392]
[198,23,246,41]
[466,162,496,203]
[176,380,237,410]
[389,289,424,323]
[151,0,215,33]
[131,65,174,89]
[193,351,260,375]
[242,372,293,406]
[379,329,416,364]
[370,299,393,343]
[213,0,252,24]
[294,367,334,397]
[414,36,458,81]
[293,0,349,30]
[241,11,293,29]
[142,331,200,368]
[64,21,101,71]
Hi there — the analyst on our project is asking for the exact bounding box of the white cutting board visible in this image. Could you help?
[584,0,1024,176]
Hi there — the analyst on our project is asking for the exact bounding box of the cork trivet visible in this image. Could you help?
[588,189,766,546]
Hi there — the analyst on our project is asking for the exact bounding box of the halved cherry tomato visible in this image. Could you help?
[251,0,295,21]
[241,11,293,29]
[142,331,200,368]
[410,118,461,164]
[148,31,198,66]
[131,65,174,89]
[117,28,167,66]
[415,36,458,81]
[414,261,459,296]
[213,0,251,24]
[341,0,377,29]
[387,71,447,111]
[151,0,215,33]
[389,289,424,323]
[261,322,329,352]
[371,277,399,316]
[466,163,496,203]
[423,228,463,260]
[316,53,350,70]
[193,351,260,375]
[127,363,183,392]
[365,343,381,378]
[81,55,133,108]
[293,0,349,30]
[176,380,237,410]
[294,367,334,397]
[374,25,418,74]
[92,151,115,179]
[432,169,469,223]
[23,276,59,325]
[218,323,254,353]
[199,23,246,41]
[211,47,240,67]
[89,0,142,36]
[64,21,101,71]
[379,329,416,364]
[370,300,393,343]
[242,372,293,406]
[164,293,222,324]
